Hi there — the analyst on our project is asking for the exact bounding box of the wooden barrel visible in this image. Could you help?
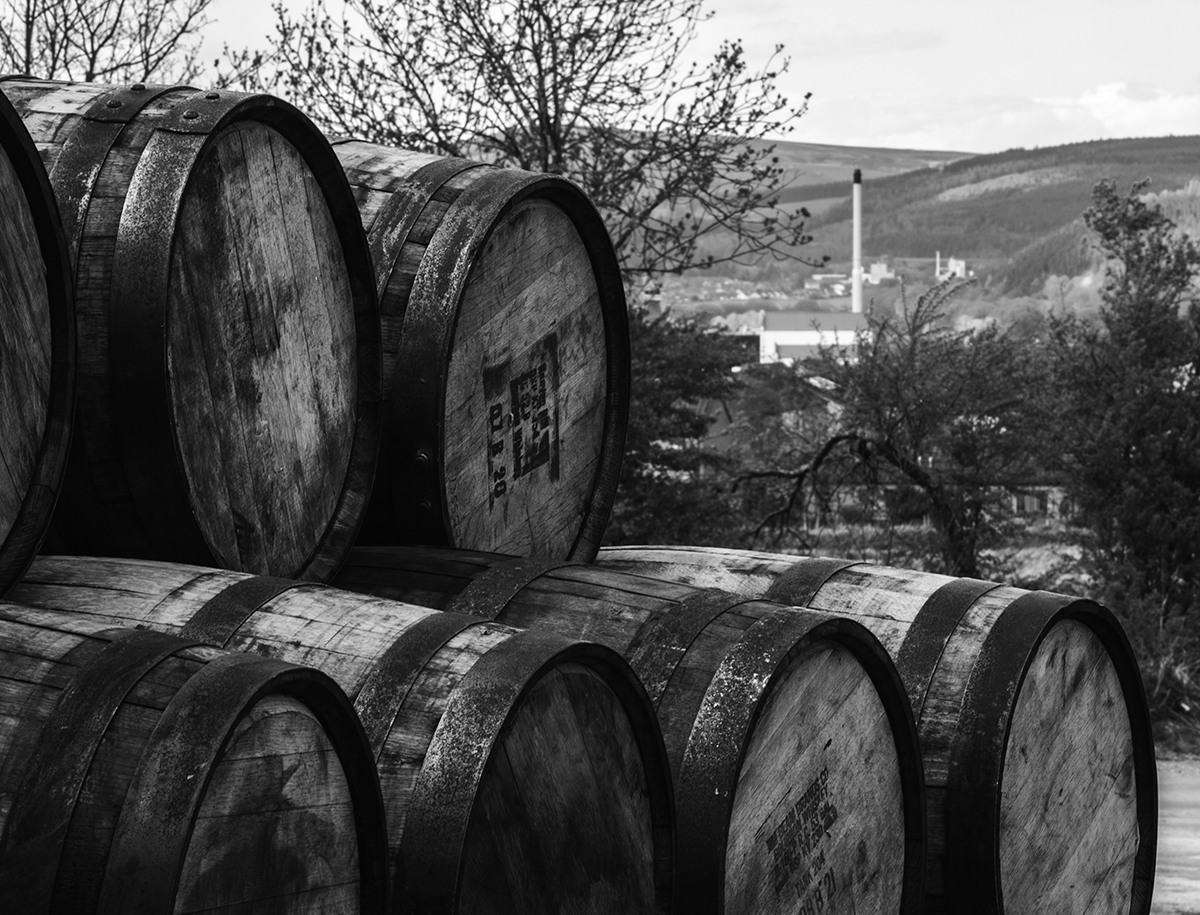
[12,556,674,915]
[334,139,629,561]
[597,545,1158,915]
[0,605,388,915]
[0,78,380,581]
[0,90,74,597]
[330,545,926,915]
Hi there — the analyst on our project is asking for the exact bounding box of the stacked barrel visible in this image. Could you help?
[0,75,1156,915]
[0,87,73,595]
[594,546,1158,915]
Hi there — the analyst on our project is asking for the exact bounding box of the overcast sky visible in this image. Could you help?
[205,0,1200,153]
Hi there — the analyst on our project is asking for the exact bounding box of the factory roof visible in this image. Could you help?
[761,311,870,332]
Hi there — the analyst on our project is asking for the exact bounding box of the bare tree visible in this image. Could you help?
[748,278,1048,577]
[1,0,213,82]
[243,0,823,279]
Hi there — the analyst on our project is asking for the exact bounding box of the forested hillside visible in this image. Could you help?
[751,137,969,188]
[787,136,1200,292]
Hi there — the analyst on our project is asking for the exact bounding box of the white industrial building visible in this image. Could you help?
[758,311,870,364]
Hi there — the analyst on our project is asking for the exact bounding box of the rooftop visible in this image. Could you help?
[762,311,871,332]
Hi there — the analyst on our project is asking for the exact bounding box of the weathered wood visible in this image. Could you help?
[0,606,388,915]
[595,544,1158,915]
[334,139,628,561]
[723,643,904,915]
[13,555,675,915]
[0,88,74,597]
[0,79,379,580]
[332,545,925,915]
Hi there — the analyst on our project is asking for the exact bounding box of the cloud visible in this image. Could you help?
[792,83,1200,153]
[797,93,1097,152]
[1036,83,1200,138]
[801,28,944,58]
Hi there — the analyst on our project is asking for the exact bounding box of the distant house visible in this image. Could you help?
[868,261,896,284]
[639,281,664,316]
[935,252,969,281]
[758,311,869,364]
[803,273,850,297]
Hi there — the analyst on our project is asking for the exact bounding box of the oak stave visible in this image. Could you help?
[12,555,675,915]
[0,605,389,915]
[0,78,380,580]
[332,544,926,915]
[334,139,629,561]
[0,90,74,597]
[596,544,1158,915]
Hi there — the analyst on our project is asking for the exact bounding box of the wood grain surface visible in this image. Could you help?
[724,643,904,915]
[593,544,1155,915]
[174,694,361,915]
[998,619,1138,915]
[3,82,191,559]
[0,143,51,551]
[12,555,674,914]
[599,546,808,597]
[1,80,377,579]
[168,119,357,575]
[332,545,923,915]
[0,605,384,915]
[0,87,74,597]
[441,197,607,558]
[335,141,627,561]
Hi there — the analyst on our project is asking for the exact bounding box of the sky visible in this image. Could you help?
[202,0,1200,154]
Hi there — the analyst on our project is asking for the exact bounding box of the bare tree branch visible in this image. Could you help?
[227,0,826,280]
[1,0,213,82]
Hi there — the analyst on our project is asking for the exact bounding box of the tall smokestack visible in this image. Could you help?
[851,169,863,314]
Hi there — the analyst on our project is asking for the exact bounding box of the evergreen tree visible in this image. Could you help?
[1050,178,1200,718]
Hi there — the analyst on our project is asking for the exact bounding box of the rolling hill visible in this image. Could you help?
[784,135,1200,292]
[751,137,970,188]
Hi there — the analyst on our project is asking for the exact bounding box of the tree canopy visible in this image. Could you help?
[1,0,212,81]
[1045,178,1200,719]
[753,279,1047,577]
[249,0,822,279]
[1051,180,1200,618]
[604,307,751,545]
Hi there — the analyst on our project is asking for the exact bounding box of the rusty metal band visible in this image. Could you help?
[388,169,567,543]
[106,89,217,564]
[0,90,76,593]
[46,83,180,258]
[108,90,380,577]
[0,622,127,850]
[0,629,204,915]
[626,590,757,708]
[443,555,579,620]
[674,607,928,915]
[670,605,839,913]
[940,590,1067,914]
[399,632,652,912]
[363,155,483,295]
[895,577,1001,721]
[178,575,305,647]
[360,156,484,542]
[942,592,1157,915]
[353,611,482,760]
[96,652,390,915]
[764,556,862,607]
